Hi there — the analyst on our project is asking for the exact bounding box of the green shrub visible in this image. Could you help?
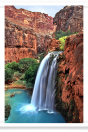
[54,29,77,40]
[13,71,22,78]
[54,30,64,39]
[6,61,19,71]
[26,82,33,89]
[59,36,67,45]
[25,62,39,88]
[5,105,11,121]
[5,67,14,82]
[59,36,67,51]
[16,79,26,86]
[19,58,38,72]
[12,77,17,82]
[20,74,25,80]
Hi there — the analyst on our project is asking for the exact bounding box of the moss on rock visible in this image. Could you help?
[5,104,11,121]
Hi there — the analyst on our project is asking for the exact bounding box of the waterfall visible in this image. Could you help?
[31,51,62,112]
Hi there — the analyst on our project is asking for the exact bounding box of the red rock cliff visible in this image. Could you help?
[53,6,83,33]
[55,32,83,123]
[5,6,53,63]
[5,6,53,34]
[64,32,83,123]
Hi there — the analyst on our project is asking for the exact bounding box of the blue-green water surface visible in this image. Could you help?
[5,89,66,123]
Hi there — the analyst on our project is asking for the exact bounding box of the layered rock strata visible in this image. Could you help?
[5,6,53,63]
[53,6,83,33]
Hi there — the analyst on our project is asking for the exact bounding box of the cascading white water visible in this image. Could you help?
[31,51,62,112]
[12,51,66,123]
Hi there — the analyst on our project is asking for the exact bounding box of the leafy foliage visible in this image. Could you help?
[5,67,14,82]
[54,30,78,51]
[20,74,25,80]
[19,58,38,72]
[59,36,67,51]
[13,79,26,86]
[6,61,19,71]
[54,29,78,40]
[12,77,17,82]
[25,62,39,88]
[5,104,11,121]
[13,71,22,78]
[4,58,39,88]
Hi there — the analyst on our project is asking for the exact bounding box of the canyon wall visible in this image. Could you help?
[5,6,53,63]
[5,6,53,34]
[5,6,83,123]
[5,5,83,63]
[55,32,83,123]
[40,31,83,122]
[53,6,83,33]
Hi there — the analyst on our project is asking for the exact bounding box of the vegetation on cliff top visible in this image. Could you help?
[59,36,67,51]
[54,30,78,51]
[54,29,77,40]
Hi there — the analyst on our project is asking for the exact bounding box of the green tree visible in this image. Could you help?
[6,61,19,71]
[25,62,39,88]
[54,29,77,40]
[59,36,67,51]
[5,67,13,82]
[19,58,38,72]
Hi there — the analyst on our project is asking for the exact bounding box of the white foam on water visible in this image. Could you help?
[20,104,36,113]
[47,110,55,114]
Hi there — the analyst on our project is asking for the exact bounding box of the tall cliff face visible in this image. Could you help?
[55,32,83,123]
[53,6,83,33]
[5,6,53,63]
[5,6,53,34]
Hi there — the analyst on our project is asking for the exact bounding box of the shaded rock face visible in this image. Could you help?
[55,32,83,123]
[64,32,83,123]
[45,38,60,54]
[5,6,53,63]
[53,6,83,33]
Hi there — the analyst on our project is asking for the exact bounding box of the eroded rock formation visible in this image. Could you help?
[5,6,53,34]
[55,32,83,123]
[45,38,60,54]
[53,6,83,33]
[5,6,53,63]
